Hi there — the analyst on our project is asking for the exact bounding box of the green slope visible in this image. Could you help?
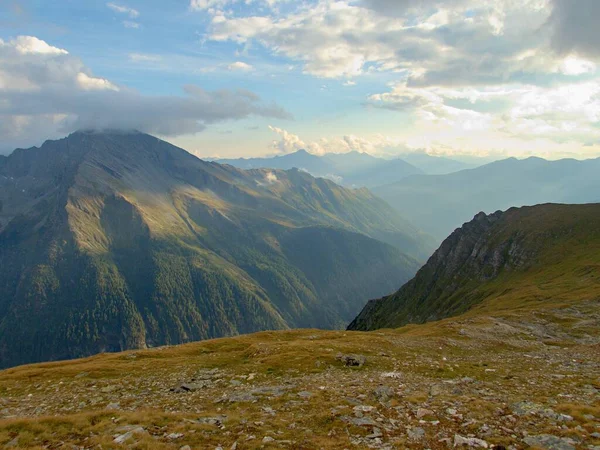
[348,203,600,331]
[0,131,423,368]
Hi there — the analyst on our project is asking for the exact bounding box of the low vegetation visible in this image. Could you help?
[0,298,598,449]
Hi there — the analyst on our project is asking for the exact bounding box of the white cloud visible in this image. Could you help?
[559,56,596,76]
[76,72,120,91]
[107,2,139,18]
[206,0,553,80]
[0,36,291,153]
[123,20,140,29]
[129,53,162,62]
[368,79,600,154]
[267,125,405,156]
[265,171,278,183]
[268,125,307,153]
[9,36,68,55]
[227,61,254,71]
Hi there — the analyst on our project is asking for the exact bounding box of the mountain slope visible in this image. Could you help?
[218,150,425,188]
[399,151,474,174]
[0,131,425,368]
[374,156,600,240]
[348,203,600,331]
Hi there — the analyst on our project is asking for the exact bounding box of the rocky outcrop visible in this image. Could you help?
[348,203,600,331]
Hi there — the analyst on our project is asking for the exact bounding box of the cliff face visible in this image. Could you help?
[348,203,600,331]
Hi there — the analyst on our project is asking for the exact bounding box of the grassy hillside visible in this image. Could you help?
[349,203,600,331]
[0,131,424,368]
[0,299,597,449]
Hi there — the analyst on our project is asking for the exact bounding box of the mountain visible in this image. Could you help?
[217,149,335,175]
[374,156,600,241]
[218,150,425,188]
[348,203,600,331]
[399,151,474,174]
[0,130,432,368]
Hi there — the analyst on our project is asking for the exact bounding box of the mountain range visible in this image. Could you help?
[374,156,600,241]
[217,150,473,188]
[349,203,600,331]
[0,131,433,368]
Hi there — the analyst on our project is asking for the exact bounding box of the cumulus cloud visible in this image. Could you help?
[268,125,307,153]
[264,171,278,183]
[188,0,600,158]
[267,125,404,156]
[227,61,253,71]
[255,170,280,186]
[368,79,600,150]
[206,0,553,80]
[0,36,291,153]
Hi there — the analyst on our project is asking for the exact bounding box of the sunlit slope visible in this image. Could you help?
[0,131,423,368]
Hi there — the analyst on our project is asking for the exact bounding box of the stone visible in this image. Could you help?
[417,408,435,419]
[196,415,228,426]
[523,435,576,450]
[353,405,376,413]
[366,427,383,439]
[336,353,366,367]
[298,391,313,398]
[262,406,276,415]
[4,437,18,448]
[373,386,395,403]
[113,426,146,444]
[172,381,211,393]
[106,402,120,410]
[341,416,378,427]
[262,436,275,443]
[167,433,184,440]
[429,384,444,397]
[454,434,489,448]
[408,427,425,441]
[180,446,191,450]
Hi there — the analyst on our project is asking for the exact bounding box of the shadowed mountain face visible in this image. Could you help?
[348,203,600,331]
[374,157,600,241]
[0,131,429,368]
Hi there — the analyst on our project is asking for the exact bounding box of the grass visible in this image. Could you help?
[0,298,599,449]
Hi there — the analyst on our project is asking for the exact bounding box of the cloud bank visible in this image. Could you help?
[0,36,290,153]
[194,0,600,157]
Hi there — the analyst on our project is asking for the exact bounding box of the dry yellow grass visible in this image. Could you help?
[1,300,599,449]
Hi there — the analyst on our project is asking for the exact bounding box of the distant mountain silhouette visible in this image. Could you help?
[374,156,600,240]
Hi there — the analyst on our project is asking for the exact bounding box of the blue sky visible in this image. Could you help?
[1,0,600,159]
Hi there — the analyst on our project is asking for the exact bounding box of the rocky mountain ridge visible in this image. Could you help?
[0,131,428,368]
[348,203,600,331]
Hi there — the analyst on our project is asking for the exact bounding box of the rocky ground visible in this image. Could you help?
[0,301,599,449]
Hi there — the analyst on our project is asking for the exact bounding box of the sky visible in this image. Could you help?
[1,0,600,160]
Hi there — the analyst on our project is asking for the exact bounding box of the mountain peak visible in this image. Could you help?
[71,128,145,138]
